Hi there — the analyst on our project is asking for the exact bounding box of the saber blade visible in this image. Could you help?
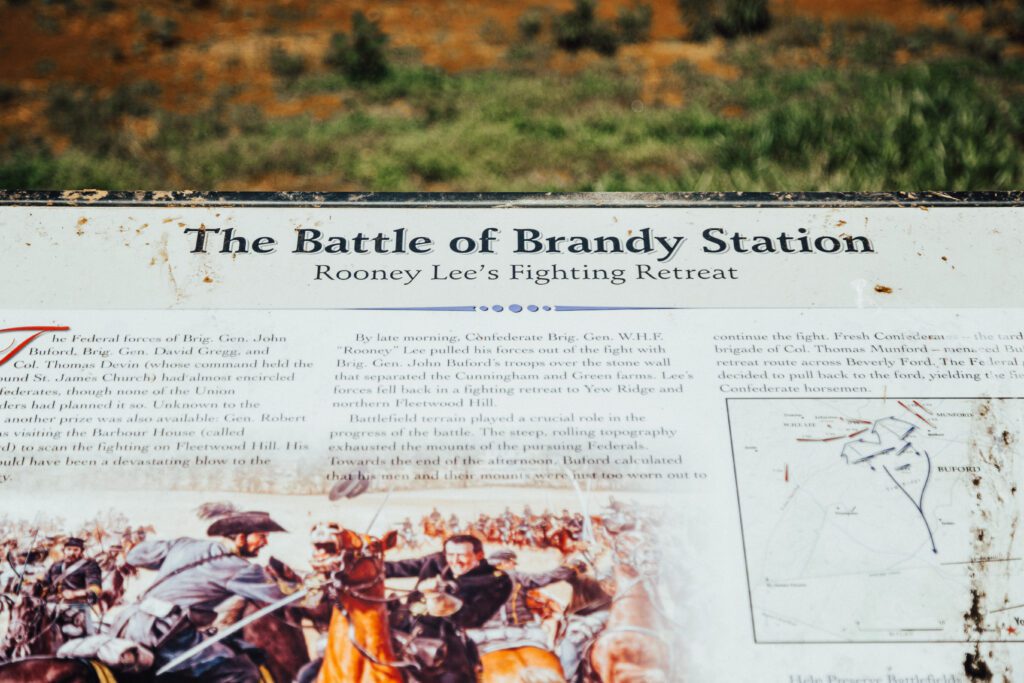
[14,527,39,595]
[364,485,394,535]
[562,466,595,545]
[155,588,309,676]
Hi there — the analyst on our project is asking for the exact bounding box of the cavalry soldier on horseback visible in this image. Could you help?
[385,534,512,682]
[97,544,124,572]
[482,549,571,629]
[557,559,614,682]
[1,545,46,594]
[111,511,289,683]
[41,537,102,638]
[456,549,574,681]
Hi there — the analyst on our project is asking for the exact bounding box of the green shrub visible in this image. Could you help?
[677,0,770,40]
[0,149,144,190]
[554,0,620,56]
[907,22,1005,61]
[676,0,716,41]
[847,22,899,64]
[616,2,653,43]
[0,84,18,105]
[107,80,162,117]
[479,18,510,45]
[138,10,181,49]
[324,11,390,83]
[324,34,349,71]
[517,8,545,41]
[983,0,1024,42]
[268,45,306,82]
[406,151,463,182]
[716,0,771,37]
[44,81,161,155]
[88,0,119,13]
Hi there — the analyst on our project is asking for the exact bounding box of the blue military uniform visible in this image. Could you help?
[44,537,103,637]
[385,551,512,682]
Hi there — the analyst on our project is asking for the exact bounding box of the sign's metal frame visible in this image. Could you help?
[0,191,1021,208]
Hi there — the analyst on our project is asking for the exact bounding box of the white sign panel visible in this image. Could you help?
[0,192,1018,682]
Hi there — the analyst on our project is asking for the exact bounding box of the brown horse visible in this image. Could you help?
[589,562,670,683]
[241,599,316,683]
[0,609,304,683]
[479,646,565,683]
[477,589,565,683]
[0,589,316,683]
[545,528,582,557]
[0,590,62,662]
[317,527,404,683]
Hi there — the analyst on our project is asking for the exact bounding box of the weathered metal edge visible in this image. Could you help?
[0,190,1021,208]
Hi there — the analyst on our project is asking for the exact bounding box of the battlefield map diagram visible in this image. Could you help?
[728,397,1024,643]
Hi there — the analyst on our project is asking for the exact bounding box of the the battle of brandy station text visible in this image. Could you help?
[182,226,873,284]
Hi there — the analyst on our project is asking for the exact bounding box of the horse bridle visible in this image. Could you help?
[1,594,59,658]
[329,539,423,673]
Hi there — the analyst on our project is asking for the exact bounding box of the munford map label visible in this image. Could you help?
[0,191,1020,683]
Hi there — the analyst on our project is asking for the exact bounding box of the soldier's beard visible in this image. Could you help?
[237,544,261,558]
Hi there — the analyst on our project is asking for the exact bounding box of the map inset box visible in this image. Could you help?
[727,397,1024,643]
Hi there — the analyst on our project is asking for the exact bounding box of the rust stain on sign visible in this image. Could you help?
[60,189,108,204]
[158,233,184,303]
[964,648,994,681]
[962,398,1019,682]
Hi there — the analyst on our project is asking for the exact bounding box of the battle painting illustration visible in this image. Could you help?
[0,479,681,683]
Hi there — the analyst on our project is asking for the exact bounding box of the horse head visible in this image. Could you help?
[603,525,662,586]
[310,523,397,591]
[334,528,398,589]
[0,592,48,660]
[313,527,406,683]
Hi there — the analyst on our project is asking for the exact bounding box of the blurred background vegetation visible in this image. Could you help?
[0,0,1022,191]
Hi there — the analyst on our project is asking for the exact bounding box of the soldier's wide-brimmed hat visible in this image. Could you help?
[488,549,517,563]
[64,537,85,548]
[207,511,286,537]
[328,475,370,501]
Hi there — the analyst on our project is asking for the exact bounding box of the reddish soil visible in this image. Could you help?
[0,0,991,137]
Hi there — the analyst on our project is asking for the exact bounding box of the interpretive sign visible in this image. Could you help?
[0,191,1020,682]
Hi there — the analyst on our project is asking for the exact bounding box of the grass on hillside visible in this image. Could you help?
[1,18,1022,191]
